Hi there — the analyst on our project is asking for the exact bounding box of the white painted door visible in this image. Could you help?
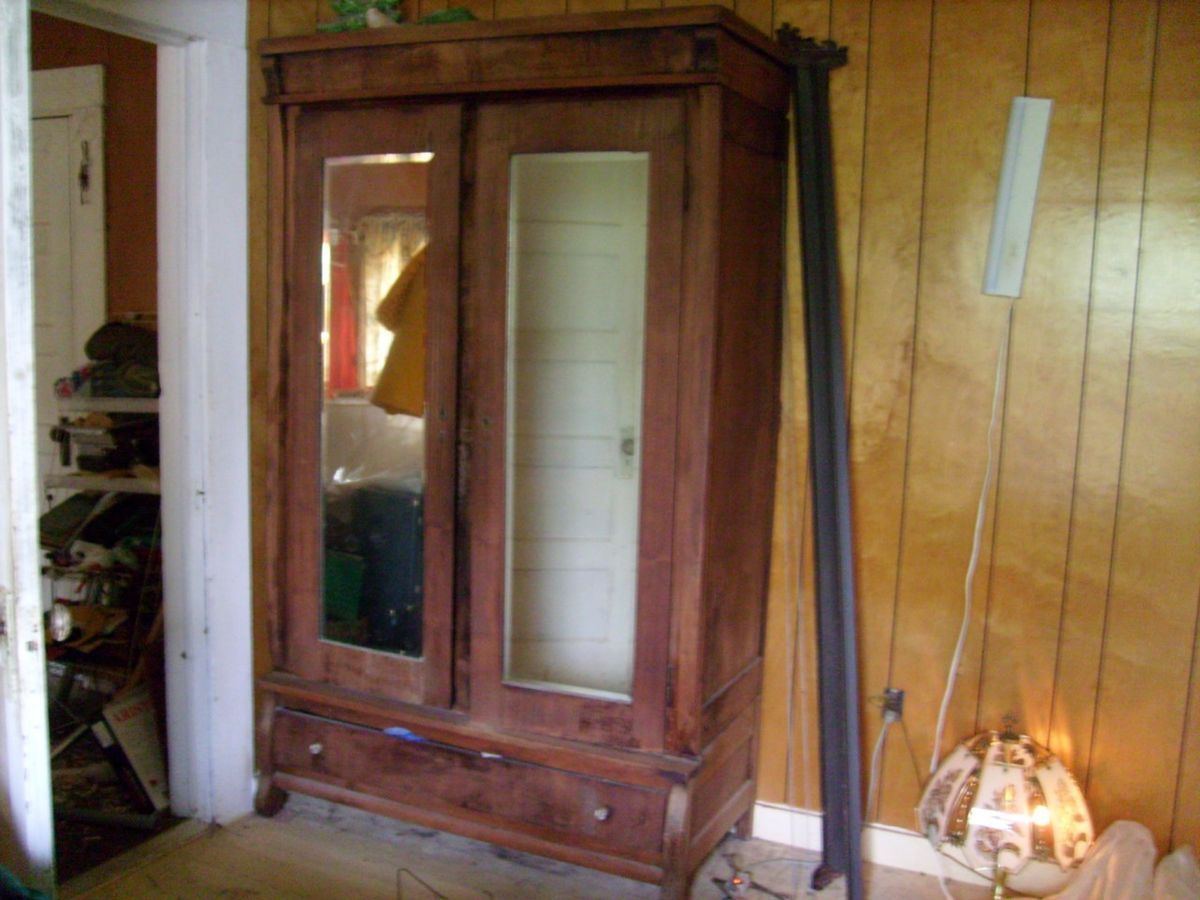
[0,65,108,888]
[31,67,107,508]
[32,116,74,488]
[504,152,648,699]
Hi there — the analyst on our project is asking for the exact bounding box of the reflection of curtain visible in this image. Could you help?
[326,231,358,394]
[356,211,426,386]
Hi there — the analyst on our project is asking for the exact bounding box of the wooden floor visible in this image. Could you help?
[61,794,986,899]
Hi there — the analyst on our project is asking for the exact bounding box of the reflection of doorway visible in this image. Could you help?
[505,153,648,698]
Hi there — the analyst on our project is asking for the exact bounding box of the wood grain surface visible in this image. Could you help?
[845,0,932,821]
[1047,0,1156,802]
[975,0,1108,756]
[878,0,1029,828]
[249,0,1200,852]
[1087,0,1200,851]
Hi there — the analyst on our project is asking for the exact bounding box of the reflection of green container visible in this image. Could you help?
[324,549,365,623]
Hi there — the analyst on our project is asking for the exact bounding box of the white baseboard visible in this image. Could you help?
[751,802,991,888]
[752,801,824,850]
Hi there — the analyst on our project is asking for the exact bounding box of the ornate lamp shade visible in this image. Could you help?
[917,728,1094,896]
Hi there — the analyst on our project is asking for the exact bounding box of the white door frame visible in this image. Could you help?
[0,3,55,888]
[28,0,254,830]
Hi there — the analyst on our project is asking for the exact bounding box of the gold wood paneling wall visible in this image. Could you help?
[248,0,1200,851]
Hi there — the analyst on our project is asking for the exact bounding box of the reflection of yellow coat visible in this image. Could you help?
[370,245,426,417]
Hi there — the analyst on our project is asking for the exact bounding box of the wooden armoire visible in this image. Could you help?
[256,7,789,894]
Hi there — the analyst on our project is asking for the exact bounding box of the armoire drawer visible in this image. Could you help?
[270,709,667,861]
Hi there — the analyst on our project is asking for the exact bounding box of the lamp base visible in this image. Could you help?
[993,867,1008,900]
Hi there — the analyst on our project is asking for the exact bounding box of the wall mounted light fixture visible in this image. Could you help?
[982,96,1053,298]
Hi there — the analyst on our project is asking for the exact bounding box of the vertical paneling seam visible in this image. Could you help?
[1022,0,1034,93]
[1084,0,1161,797]
[793,488,814,807]
[1171,581,1200,847]
[972,1,1033,735]
[796,371,817,808]
[784,450,808,809]
[843,0,874,388]
[883,0,935,686]
[781,321,815,809]
[781,327,801,807]
[839,0,881,802]
[1045,0,1116,753]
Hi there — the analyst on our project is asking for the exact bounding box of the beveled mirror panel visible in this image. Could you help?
[320,152,431,656]
[502,151,649,700]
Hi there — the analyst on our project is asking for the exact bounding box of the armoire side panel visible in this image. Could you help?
[666,84,722,758]
[700,89,786,709]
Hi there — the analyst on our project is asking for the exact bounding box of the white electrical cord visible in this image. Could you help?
[938,867,958,900]
[928,304,1014,775]
[865,714,895,821]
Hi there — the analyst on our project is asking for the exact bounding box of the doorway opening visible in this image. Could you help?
[31,14,178,884]
[2,1,251,891]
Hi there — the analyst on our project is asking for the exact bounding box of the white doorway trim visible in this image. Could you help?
[0,3,54,889]
[29,0,253,827]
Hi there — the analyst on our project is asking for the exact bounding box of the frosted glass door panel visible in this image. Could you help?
[504,152,648,700]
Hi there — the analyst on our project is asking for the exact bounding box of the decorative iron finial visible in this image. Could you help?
[775,24,848,70]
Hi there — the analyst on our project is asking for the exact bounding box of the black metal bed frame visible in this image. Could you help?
[777,28,863,900]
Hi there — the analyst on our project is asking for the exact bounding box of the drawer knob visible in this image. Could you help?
[309,742,324,756]
[593,805,611,822]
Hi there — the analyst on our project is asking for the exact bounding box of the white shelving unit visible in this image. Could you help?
[57,396,158,415]
[46,395,161,496]
[42,472,160,495]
